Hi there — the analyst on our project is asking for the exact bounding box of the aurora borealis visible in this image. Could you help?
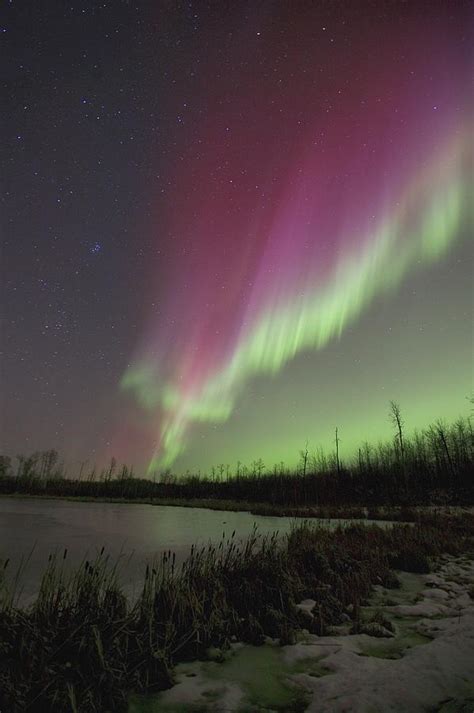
[123,127,471,471]
[3,1,473,475]
[120,5,473,473]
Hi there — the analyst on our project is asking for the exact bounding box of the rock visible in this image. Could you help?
[360,622,395,638]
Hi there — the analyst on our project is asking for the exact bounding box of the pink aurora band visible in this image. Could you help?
[118,12,472,471]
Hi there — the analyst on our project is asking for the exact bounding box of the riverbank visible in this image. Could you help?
[1,491,472,522]
[1,512,473,712]
[139,552,474,712]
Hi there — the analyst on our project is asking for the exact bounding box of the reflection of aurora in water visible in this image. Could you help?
[122,129,471,470]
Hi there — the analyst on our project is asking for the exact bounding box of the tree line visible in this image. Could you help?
[1,403,472,506]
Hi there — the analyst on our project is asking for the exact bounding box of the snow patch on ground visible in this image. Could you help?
[133,555,474,712]
[293,555,474,713]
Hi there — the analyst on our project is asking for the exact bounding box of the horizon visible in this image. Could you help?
[3,405,471,480]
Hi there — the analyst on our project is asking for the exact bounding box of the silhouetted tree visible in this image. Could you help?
[335,427,341,476]
[299,441,309,477]
[389,401,405,461]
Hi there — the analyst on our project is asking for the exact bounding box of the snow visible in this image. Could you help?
[295,598,317,615]
[294,556,474,713]
[135,555,474,712]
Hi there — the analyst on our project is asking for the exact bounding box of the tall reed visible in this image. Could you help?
[1,513,473,712]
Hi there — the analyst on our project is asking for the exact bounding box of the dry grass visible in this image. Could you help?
[1,513,473,712]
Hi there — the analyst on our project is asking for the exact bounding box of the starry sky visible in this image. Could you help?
[2,1,473,476]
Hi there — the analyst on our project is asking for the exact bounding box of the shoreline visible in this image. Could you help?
[1,513,474,712]
[4,529,472,711]
[142,552,474,712]
[1,491,472,522]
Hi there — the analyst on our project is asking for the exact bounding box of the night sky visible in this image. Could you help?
[2,1,473,476]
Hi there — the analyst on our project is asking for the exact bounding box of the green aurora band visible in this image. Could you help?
[121,128,472,472]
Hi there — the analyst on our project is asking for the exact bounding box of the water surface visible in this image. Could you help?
[0,496,390,603]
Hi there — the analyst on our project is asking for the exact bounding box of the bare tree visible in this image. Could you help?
[251,458,265,477]
[389,401,405,461]
[335,427,341,476]
[435,419,455,480]
[105,457,116,482]
[299,440,309,477]
[78,459,89,480]
[160,469,175,484]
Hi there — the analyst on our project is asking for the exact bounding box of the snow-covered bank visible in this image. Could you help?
[288,555,474,712]
[132,555,474,712]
